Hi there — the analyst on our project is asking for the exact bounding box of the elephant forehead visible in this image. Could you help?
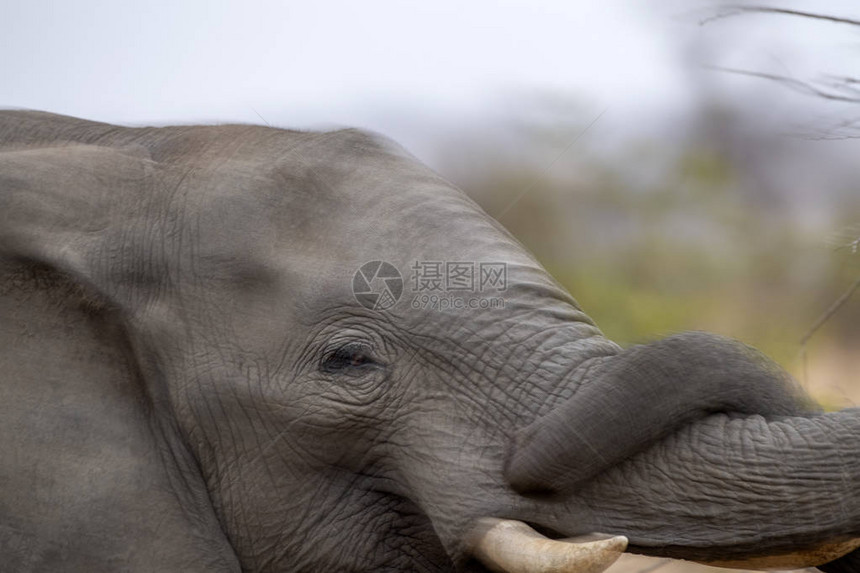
[202,153,526,267]
[262,184,533,308]
[294,169,528,265]
[160,131,544,320]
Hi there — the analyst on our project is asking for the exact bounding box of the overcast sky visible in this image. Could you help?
[3,0,860,163]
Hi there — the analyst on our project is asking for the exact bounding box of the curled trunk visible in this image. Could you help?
[506,333,860,566]
[576,409,860,561]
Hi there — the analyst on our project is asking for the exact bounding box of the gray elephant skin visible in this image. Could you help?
[1,111,858,573]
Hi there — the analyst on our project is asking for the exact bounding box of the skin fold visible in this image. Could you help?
[0,110,858,572]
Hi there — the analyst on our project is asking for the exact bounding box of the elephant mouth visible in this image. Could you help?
[466,518,860,573]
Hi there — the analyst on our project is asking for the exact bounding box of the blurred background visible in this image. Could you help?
[3,1,858,571]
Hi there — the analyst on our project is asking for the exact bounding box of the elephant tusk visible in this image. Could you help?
[468,518,627,573]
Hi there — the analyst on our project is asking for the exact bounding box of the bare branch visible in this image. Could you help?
[800,275,860,348]
[704,66,860,104]
[494,108,606,221]
[710,6,860,380]
[250,106,271,127]
[702,6,860,28]
[827,75,860,87]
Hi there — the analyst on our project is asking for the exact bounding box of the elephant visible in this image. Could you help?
[1,110,859,573]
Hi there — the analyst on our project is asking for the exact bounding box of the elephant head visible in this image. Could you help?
[1,110,858,573]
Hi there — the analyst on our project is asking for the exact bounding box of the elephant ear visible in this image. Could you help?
[0,144,162,309]
[0,145,240,571]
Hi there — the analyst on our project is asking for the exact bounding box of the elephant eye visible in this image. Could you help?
[320,343,381,375]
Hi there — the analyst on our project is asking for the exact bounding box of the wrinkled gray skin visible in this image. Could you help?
[1,111,858,573]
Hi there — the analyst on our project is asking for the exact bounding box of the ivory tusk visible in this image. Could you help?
[468,518,628,573]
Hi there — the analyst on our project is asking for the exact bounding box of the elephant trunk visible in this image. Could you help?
[588,408,860,565]
[504,332,860,566]
[506,332,816,495]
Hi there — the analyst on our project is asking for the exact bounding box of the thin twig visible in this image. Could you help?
[495,108,606,221]
[800,275,860,347]
[704,66,860,104]
[798,117,860,140]
[250,106,271,127]
[831,382,857,407]
[796,133,860,141]
[701,6,860,28]
[801,346,808,388]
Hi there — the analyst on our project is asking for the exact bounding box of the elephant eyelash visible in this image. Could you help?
[319,342,383,375]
